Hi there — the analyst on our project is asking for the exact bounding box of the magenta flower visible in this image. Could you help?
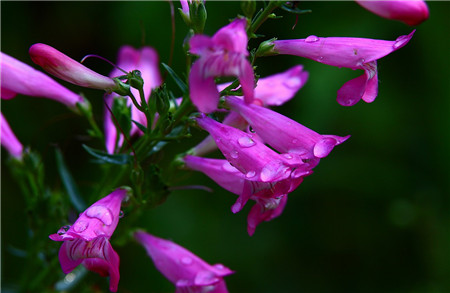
[356,0,429,26]
[268,31,414,106]
[29,43,117,91]
[193,65,309,157]
[226,96,350,161]
[104,45,161,153]
[184,155,305,235]
[134,231,234,292]
[1,113,24,159]
[195,114,310,183]
[0,52,84,109]
[189,18,254,113]
[49,188,128,292]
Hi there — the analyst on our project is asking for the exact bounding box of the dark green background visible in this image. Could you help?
[2,1,450,292]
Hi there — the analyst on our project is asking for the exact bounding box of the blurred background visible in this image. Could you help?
[2,1,450,292]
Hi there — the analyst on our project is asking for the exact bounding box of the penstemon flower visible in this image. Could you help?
[226,96,350,161]
[135,231,234,293]
[29,43,118,91]
[261,31,414,106]
[104,45,161,154]
[49,188,128,292]
[189,18,254,113]
[0,52,85,110]
[184,155,307,235]
[356,0,429,26]
[0,112,24,159]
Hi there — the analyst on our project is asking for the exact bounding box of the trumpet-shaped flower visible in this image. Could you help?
[226,96,350,161]
[193,65,309,157]
[356,0,429,26]
[0,52,84,109]
[104,45,161,153]
[49,188,128,292]
[184,155,307,235]
[29,43,118,91]
[189,18,254,113]
[265,31,414,106]
[0,113,23,159]
[134,231,234,292]
[195,114,310,183]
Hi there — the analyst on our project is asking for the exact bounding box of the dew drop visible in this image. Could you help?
[260,166,276,182]
[222,162,238,172]
[317,56,324,62]
[214,264,225,270]
[284,78,301,89]
[305,35,319,43]
[57,225,71,235]
[85,206,114,226]
[246,171,256,178]
[238,136,256,148]
[181,257,193,265]
[248,126,256,133]
[230,150,239,159]
[73,221,89,233]
[94,230,106,236]
[291,139,299,145]
[119,211,124,218]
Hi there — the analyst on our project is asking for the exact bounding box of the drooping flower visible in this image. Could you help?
[29,43,118,91]
[263,31,414,106]
[134,231,234,292]
[356,0,429,26]
[184,155,306,235]
[49,188,128,292]
[104,45,161,154]
[0,113,24,159]
[0,52,84,109]
[226,96,350,161]
[195,114,310,183]
[189,18,254,113]
[193,65,309,157]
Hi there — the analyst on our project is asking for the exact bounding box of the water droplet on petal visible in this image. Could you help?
[222,162,238,173]
[94,230,106,236]
[305,35,319,43]
[260,166,277,182]
[119,211,124,218]
[230,150,239,159]
[284,77,301,89]
[73,221,89,233]
[291,139,298,145]
[246,171,256,178]
[248,126,256,133]
[238,136,256,148]
[283,154,293,160]
[85,206,114,226]
[214,264,225,270]
[57,225,71,235]
[181,257,193,265]
[317,56,324,62]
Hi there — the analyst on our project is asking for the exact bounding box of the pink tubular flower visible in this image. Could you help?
[184,155,305,235]
[226,96,350,161]
[29,43,117,91]
[193,65,309,157]
[195,114,310,183]
[134,231,234,292]
[0,52,84,109]
[104,45,161,154]
[268,31,414,106]
[1,113,24,159]
[356,0,429,26]
[189,18,254,113]
[49,188,128,292]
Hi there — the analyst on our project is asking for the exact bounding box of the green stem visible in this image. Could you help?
[248,1,283,36]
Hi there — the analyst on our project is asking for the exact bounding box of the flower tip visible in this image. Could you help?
[393,30,415,50]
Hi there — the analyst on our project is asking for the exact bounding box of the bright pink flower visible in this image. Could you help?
[356,0,429,26]
[184,155,306,235]
[195,114,310,183]
[0,52,84,109]
[49,188,128,292]
[269,31,414,106]
[29,43,117,91]
[189,19,254,113]
[134,231,234,292]
[104,45,161,153]
[226,96,350,161]
[193,65,309,156]
[1,113,23,159]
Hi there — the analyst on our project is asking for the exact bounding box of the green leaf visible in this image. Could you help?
[55,149,86,212]
[161,63,188,94]
[82,144,132,165]
[132,120,147,133]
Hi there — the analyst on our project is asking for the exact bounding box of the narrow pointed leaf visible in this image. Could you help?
[82,144,132,165]
[161,63,188,94]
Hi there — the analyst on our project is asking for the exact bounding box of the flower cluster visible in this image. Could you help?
[0,1,429,292]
